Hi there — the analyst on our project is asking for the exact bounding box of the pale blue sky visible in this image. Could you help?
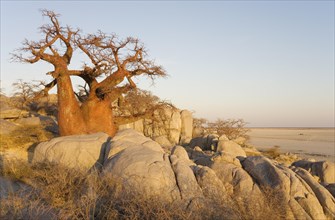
[1,1,334,127]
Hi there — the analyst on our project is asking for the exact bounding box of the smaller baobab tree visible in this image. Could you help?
[12,10,166,137]
[11,79,39,110]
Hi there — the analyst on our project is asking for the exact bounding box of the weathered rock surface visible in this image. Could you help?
[324,183,335,198]
[189,134,219,151]
[192,165,226,199]
[189,136,208,150]
[103,130,214,207]
[180,110,193,145]
[153,135,172,148]
[216,139,246,158]
[242,156,330,219]
[118,119,144,134]
[189,147,213,167]
[169,153,203,205]
[192,126,204,138]
[293,167,335,218]
[168,108,182,145]
[103,129,180,202]
[211,156,261,197]
[292,160,335,184]
[118,107,193,146]
[32,132,110,170]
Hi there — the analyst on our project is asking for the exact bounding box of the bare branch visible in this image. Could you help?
[13,9,167,106]
[33,79,57,100]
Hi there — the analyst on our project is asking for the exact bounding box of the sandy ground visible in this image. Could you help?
[247,128,335,162]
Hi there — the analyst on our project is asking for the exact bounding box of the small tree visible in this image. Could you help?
[11,79,42,110]
[207,118,249,140]
[12,10,166,137]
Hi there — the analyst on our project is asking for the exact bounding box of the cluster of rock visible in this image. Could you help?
[31,129,335,219]
[1,95,29,134]
[2,93,334,218]
[0,95,58,135]
[119,107,193,147]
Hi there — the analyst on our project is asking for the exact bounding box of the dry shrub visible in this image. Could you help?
[207,119,249,140]
[261,145,281,159]
[0,125,55,150]
[0,161,191,220]
[195,186,288,220]
[0,157,34,181]
[1,192,56,220]
[228,187,287,220]
[113,89,175,127]
[194,118,250,141]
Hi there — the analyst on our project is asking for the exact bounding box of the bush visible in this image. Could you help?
[113,89,175,126]
[194,118,249,140]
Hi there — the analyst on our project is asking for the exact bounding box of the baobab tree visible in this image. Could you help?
[12,10,166,137]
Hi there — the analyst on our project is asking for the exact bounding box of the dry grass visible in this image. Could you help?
[0,125,55,150]
[233,188,288,220]
[0,158,34,181]
[261,145,281,159]
[0,159,296,220]
[259,146,301,165]
[1,161,192,220]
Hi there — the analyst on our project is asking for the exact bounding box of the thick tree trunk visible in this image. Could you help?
[57,72,117,137]
[81,96,117,137]
[57,75,87,136]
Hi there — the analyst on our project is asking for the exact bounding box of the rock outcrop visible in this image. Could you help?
[292,167,335,218]
[292,160,335,184]
[189,134,219,151]
[32,132,110,170]
[0,95,59,135]
[216,138,246,158]
[118,107,193,146]
[29,129,335,218]
[180,110,193,145]
[242,156,331,219]
[102,129,180,202]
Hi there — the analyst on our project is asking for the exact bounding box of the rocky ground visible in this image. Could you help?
[1,128,335,219]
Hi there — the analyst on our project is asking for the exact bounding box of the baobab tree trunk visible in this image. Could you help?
[57,74,87,136]
[81,95,117,137]
[57,74,117,137]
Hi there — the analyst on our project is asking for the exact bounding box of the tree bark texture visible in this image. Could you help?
[57,74,116,137]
